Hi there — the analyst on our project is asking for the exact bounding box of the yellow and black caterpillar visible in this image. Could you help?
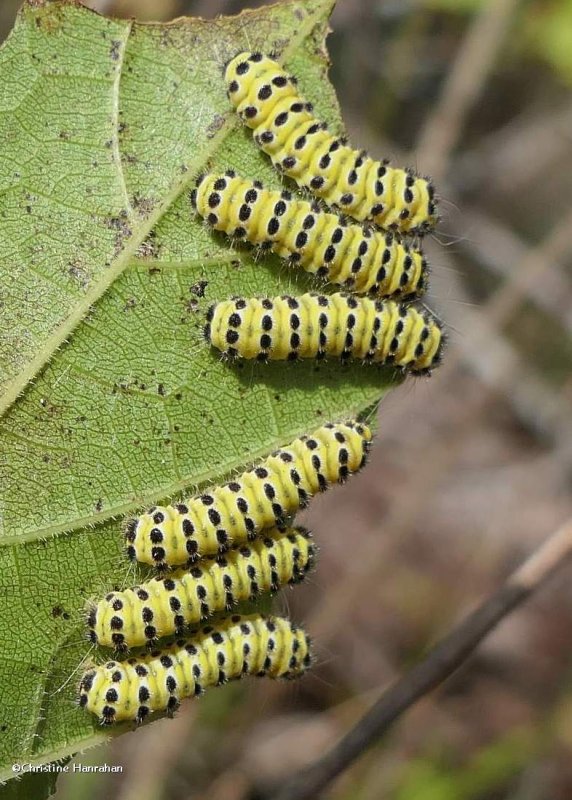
[225,52,437,235]
[206,292,442,373]
[89,527,315,649]
[192,172,427,299]
[125,421,371,569]
[79,613,311,724]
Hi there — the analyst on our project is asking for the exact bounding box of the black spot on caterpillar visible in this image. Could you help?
[206,292,443,373]
[125,421,371,569]
[88,527,315,649]
[79,613,311,724]
[225,52,437,235]
[192,172,428,299]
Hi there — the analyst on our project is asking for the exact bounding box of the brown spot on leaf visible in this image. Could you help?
[206,114,226,139]
[190,280,208,297]
[67,259,89,287]
[136,238,160,259]
[106,212,132,254]
[110,40,122,61]
[132,194,156,218]
[160,29,174,48]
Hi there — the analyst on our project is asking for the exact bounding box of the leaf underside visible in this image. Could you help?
[0,0,396,780]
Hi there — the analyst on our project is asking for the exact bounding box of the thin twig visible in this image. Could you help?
[269,517,572,800]
[451,208,572,337]
[416,0,520,181]
[437,251,572,461]
[483,205,572,327]
[451,100,572,196]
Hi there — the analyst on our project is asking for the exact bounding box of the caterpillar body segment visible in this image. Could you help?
[206,292,443,373]
[79,614,312,724]
[89,527,315,650]
[224,52,438,235]
[125,421,371,569]
[192,172,428,299]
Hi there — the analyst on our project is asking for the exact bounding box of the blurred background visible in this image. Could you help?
[3,0,571,797]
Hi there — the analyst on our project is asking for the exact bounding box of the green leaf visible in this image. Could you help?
[0,0,393,781]
[0,765,63,800]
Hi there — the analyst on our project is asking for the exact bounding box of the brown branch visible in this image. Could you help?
[451,100,572,196]
[482,205,572,328]
[449,208,572,338]
[416,0,520,181]
[269,517,572,800]
[435,250,572,461]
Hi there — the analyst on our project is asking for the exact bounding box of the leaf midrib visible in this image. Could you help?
[0,398,375,546]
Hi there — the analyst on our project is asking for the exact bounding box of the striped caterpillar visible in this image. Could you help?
[192,171,427,299]
[79,614,311,724]
[125,421,371,569]
[89,527,315,649]
[225,52,437,235]
[206,292,443,373]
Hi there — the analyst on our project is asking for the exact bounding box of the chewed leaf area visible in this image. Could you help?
[0,0,393,779]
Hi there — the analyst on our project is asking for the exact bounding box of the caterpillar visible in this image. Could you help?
[206,292,443,373]
[125,420,371,570]
[79,613,311,724]
[192,172,428,300]
[225,52,437,235]
[89,527,315,650]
